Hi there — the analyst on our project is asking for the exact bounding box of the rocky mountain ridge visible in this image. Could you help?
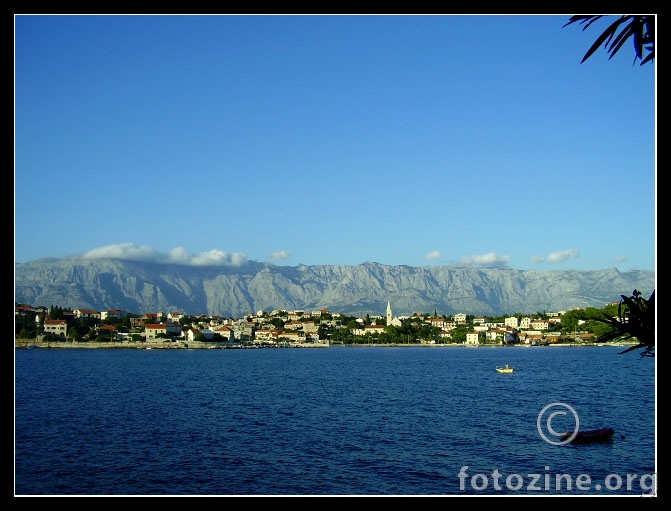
[14,257,655,318]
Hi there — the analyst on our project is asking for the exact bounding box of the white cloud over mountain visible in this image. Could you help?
[82,243,248,267]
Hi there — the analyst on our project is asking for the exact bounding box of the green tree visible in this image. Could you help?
[317,324,331,340]
[450,325,468,344]
[563,15,654,66]
[15,312,38,339]
[558,312,580,335]
[48,305,65,320]
[346,319,360,330]
[585,319,616,340]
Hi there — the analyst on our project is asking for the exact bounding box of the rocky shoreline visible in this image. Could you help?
[13,338,329,349]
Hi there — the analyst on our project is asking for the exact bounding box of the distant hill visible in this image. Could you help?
[14,257,654,318]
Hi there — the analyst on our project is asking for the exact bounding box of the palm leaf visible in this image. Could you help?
[607,19,638,59]
[590,289,655,357]
[641,53,654,65]
[579,15,629,63]
[564,14,654,65]
[562,15,603,29]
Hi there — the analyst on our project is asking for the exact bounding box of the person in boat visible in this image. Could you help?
[505,363,509,369]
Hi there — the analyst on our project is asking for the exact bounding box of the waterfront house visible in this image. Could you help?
[43,319,67,338]
[214,325,235,341]
[465,332,479,345]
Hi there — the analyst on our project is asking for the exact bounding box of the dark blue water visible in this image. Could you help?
[14,346,656,495]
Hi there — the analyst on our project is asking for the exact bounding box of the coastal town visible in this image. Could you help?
[15,300,623,349]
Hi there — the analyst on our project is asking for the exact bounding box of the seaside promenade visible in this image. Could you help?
[16,338,631,350]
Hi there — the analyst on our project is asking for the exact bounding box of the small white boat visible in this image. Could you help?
[496,364,514,374]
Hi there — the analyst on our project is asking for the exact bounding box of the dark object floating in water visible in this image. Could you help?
[561,427,615,444]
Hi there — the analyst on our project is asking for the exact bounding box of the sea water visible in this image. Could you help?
[14,345,656,496]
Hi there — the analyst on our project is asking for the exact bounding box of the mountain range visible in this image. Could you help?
[14,257,655,318]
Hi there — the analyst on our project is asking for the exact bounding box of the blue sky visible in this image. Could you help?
[14,14,656,272]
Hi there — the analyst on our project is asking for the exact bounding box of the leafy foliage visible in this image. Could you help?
[590,289,655,357]
[563,15,655,66]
